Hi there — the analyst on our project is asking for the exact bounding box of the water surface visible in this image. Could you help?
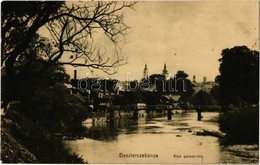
[65,112,223,163]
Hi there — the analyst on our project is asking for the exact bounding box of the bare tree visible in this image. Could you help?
[2,1,135,77]
[1,1,136,108]
[44,1,136,75]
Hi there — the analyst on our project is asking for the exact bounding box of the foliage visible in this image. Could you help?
[210,85,220,104]
[1,1,135,106]
[192,90,217,105]
[2,1,135,73]
[1,1,135,163]
[217,46,259,145]
[216,46,259,105]
[191,85,220,106]
[174,70,194,102]
[142,91,160,105]
[148,71,194,101]
[2,62,87,129]
[3,111,86,163]
[219,105,259,144]
[2,63,88,163]
[113,71,194,106]
[149,74,166,93]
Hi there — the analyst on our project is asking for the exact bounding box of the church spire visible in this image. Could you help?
[143,63,148,79]
[162,63,168,78]
[193,75,196,83]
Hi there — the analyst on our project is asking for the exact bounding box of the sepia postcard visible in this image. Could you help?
[1,0,259,164]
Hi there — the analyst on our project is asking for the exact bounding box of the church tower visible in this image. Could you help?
[193,75,196,83]
[162,63,169,78]
[143,64,148,79]
[203,76,207,83]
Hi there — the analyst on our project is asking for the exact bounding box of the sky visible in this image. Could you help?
[65,1,259,82]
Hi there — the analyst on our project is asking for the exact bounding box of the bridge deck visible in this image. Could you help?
[106,105,222,111]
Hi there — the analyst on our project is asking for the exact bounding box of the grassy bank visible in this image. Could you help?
[1,105,87,163]
[1,118,38,163]
[220,144,259,163]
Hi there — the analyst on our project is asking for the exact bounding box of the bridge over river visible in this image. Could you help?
[93,104,222,121]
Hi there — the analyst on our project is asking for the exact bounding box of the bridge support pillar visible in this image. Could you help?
[197,110,202,121]
[108,109,115,121]
[118,110,122,118]
[133,110,138,120]
[167,110,172,120]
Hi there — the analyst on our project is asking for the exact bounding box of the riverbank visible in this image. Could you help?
[217,105,259,163]
[1,109,86,163]
[1,118,38,163]
[193,129,259,163]
[220,144,259,163]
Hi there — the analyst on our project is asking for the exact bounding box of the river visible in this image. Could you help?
[64,111,257,164]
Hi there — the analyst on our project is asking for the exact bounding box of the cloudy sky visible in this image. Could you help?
[67,1,259,82]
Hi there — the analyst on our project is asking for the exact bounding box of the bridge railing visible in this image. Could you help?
[102,104,222,111]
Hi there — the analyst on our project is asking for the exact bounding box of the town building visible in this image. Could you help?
[192,75,217,94]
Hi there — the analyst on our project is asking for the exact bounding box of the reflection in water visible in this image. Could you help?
[65,112,221,163]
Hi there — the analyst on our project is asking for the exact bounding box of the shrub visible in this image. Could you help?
[219,105,259,144]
